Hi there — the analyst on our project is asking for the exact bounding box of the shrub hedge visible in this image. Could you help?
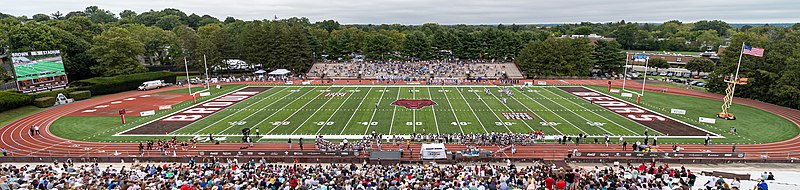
[33,97,55,108]
[68,91,91,100]
[1,72,175,113]
[31,88,85,99]
[0,91,33,112]
[71,72,177,95]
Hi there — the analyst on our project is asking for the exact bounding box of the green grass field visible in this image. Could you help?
[47,85,798,145]
[0,106,45,127]
[170,85,656,137]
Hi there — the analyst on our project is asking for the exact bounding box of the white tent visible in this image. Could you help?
[420,143,447,160]
[268,69,291,75]
[254,70,267,74]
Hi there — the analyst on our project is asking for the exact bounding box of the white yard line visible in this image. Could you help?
[543,87,642,135]
[516,87,587,134]
[507,87,564,135]
[536,87,614,135]
[426,87,440,134]
[440,87,464,134]
[206,88,288,135]
[468,87,510,133]
[456,88,488,133]
[456,87,489,133]
[489,87,534,132]
[291,87,345,135]
[360,87,388,135]
[316,87,364,134]
[338,87,373,135]
[262,87,323,134]
[387,87,401,135]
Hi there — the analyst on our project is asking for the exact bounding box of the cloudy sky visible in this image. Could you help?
[5,0,799,24]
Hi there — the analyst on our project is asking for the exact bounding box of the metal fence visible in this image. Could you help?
[0,81,16,91]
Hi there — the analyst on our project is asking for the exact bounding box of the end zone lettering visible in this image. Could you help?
[122,87,272,135]
[569,91,665,122]
[557,86,710,136]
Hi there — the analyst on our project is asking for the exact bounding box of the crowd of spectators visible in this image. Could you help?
[307,60,522,80]
[388,132,548,146]
[0,158,763,190]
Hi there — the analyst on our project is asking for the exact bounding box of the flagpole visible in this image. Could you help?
[622,55,629,90]
[641,56,649,96]
[730,42,746,103]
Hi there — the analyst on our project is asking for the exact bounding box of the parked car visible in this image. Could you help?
[689,80,700,85]
[702,75,709,79]
[694,82,706,87]
[682,73,692,78]
[138,80,165,91]
[659,72,668,76]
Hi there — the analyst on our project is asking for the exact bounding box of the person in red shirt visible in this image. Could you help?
[555,177,567,190]
[545,176,555,190]
[289,177,298,188]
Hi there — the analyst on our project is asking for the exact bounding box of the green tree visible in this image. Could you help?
[197,24,226,71]
[83,6,117,23]
[173,26,199,67]
[363,33,392,59]
[32,14,50,22]
[592,40,626,74]
[154,15,182,30]
[50,11,63,20]
[695,30,722,50]
[326,28,356,59]
[692,20,732,36]
[648,58,670,72]
[402,31,431,60]
[685,57,715,75]
[88,27,146,76]
[125,24,180,65]
[571,26,593,35]
[517,38,594,77]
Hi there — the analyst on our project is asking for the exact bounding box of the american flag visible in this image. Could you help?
[743,44,764,57]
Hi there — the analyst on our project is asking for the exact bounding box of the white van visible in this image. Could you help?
[138,80,165,91]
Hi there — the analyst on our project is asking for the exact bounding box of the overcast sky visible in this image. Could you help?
[4,0,799,24]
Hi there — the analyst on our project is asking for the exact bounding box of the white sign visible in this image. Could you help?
[216,85,221,89]
[537,81,547,85]
[699,117,716,124]
[140,110,156,116]
[671,109,686,115]
[158,105,172,110]
[524,82,533,86]
[610,89,620,93]
[621,93,633,98]
[199,92,211,97]
[302,81,311,85]
[285,81,294,84]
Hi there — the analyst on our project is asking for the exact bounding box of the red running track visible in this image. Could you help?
[1,79,798,160]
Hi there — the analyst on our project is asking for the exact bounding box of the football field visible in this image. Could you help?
[156,85,685,140]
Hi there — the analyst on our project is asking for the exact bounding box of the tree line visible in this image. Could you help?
[1,6,799,108]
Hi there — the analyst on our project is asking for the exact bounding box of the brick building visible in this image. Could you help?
[625,51,719,68]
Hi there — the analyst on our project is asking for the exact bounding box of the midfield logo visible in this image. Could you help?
[392,99,437,110]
